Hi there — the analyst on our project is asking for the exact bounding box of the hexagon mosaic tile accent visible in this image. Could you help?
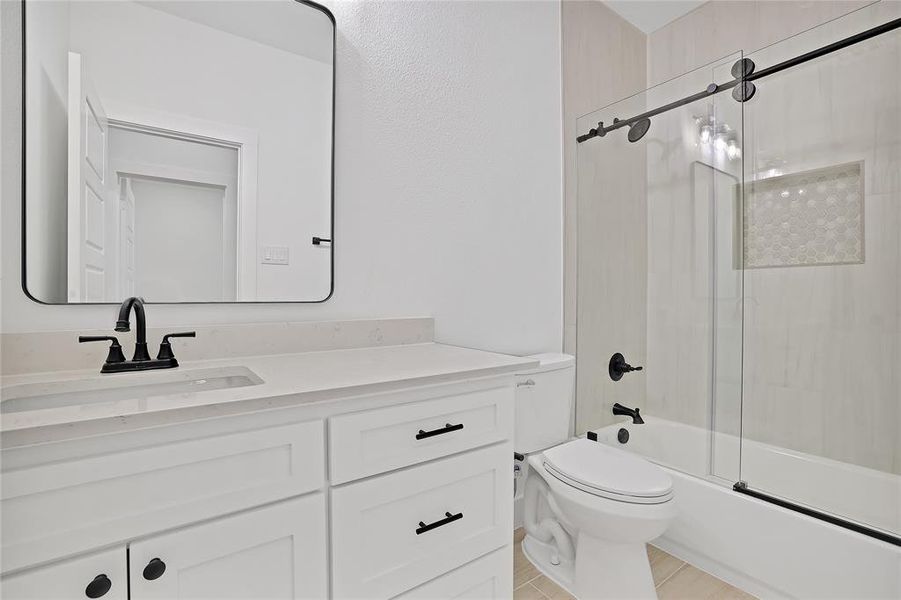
[743,161,864,268]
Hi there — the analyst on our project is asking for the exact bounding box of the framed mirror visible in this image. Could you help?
[23,0,334,303]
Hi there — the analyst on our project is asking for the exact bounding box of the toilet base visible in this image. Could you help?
[523,532,658,600]
[573,533,657,600]
[521,535,575,594]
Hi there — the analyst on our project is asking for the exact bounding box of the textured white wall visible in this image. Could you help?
[1,0,563,356]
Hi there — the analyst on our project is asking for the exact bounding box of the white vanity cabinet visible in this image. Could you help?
[395,548,513,599]
[329,380,513,600]
[331,445,511,599]
[1,495,327,600]
[0,345,530,600]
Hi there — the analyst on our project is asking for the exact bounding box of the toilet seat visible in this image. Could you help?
[542,438,674,504]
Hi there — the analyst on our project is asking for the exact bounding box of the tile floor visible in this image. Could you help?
[513,529,756,600]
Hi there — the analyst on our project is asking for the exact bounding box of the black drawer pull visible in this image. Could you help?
[416,511,463,535]
[416,423,464,440]
[85,574,111,598]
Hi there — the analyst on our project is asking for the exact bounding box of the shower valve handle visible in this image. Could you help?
[608,352,643,381]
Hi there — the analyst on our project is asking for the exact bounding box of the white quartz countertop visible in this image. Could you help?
[0,343,537,446]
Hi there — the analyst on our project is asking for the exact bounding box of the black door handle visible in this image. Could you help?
[416,511,463,535]
[416,423,464,440]
[85,574,112,598]
[142,558,166,581]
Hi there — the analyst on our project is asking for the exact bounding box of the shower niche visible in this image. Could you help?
[742,161,864,268]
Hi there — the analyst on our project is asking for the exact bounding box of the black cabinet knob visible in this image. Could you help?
[142,558,166,581]
[85,574,111,598]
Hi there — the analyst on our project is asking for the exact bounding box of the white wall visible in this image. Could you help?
[1,0,563,357]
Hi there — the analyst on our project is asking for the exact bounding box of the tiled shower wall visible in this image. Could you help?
[562,1,646,433]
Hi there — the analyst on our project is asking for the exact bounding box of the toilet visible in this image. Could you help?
[515,354,676,600]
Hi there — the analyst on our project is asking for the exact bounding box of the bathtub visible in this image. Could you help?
[593,417,901,600]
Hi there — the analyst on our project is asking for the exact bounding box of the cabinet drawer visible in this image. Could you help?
[329,383,512,484]
[394,547,513,599]
[1,546,127,600]
[331,443,512,599]
[130,494,327,600]
[1,419,324,574]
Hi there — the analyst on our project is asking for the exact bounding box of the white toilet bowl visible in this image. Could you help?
[522,438,676,600]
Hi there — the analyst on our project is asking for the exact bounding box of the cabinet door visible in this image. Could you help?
[1,546,126,600]
[130,494,327,600]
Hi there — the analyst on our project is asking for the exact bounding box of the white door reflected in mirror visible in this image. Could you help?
[25,0,334,303]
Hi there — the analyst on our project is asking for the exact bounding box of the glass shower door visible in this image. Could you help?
[737,2,901,539]
[574,53,745,484]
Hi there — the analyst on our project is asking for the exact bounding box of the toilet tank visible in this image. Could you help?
[514,353,575,453]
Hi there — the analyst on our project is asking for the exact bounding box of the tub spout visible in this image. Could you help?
[613,402,645,424]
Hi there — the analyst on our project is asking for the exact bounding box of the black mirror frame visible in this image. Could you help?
[20,0,336,305]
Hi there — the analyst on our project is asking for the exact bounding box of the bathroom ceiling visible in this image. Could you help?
[603,0,706,33]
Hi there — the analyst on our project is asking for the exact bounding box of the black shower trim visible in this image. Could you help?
[576,16,901,144]
[733,481,901,548]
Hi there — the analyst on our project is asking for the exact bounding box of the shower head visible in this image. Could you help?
[627,118,651,143]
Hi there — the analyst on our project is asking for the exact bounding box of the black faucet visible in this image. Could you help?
[116,296,151,361]
[79,297,195,373]
[612,403,645,424]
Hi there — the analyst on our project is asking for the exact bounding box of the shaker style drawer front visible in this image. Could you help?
[1,419,325,574]
[394,547,513,600]
[329,384,512,484]
[331,444,512,599]
[129,494,328,600]
[1,546,127,600]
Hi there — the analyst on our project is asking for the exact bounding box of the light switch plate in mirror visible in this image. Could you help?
[21,0,335,304]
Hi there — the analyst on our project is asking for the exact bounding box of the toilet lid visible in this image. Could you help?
[543,438,673,502]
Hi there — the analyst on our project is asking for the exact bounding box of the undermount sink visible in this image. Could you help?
[0,366,264,414]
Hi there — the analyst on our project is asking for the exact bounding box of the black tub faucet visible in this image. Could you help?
[612,403,645,424]
[115,296,151,361]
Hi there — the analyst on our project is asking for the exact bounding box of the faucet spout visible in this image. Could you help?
[612,402,645,425]
[116,297,151,361]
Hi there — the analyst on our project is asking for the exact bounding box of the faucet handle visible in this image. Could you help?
[157,332,196,360]
[79,335,126,364]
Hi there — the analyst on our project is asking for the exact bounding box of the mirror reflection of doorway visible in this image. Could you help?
[123,176,236,301]
[108,126,239,302]
[66,50,254,303]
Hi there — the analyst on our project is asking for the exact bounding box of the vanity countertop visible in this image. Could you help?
[0,343,537,447]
